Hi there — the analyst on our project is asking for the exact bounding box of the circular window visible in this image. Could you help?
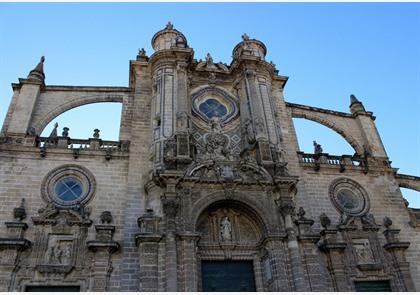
[41,165,96,208]
[329,178,369,216]
[54,177,83,202]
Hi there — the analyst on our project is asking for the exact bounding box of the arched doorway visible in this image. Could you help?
[195,200,267,291]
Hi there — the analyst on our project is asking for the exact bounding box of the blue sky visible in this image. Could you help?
[0,3,419,206]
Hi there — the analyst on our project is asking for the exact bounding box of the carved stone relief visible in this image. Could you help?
[352,238,374,265]
[43,235,74,266]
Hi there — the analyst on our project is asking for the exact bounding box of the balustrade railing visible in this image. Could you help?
[36,136,129,152]
[297,151,364,170]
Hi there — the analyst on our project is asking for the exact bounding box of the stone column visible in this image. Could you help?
[282,203,310,291]
[263,236,290,291]
[161,192,179,291]
[174,61,191,161]
[318,228,348,291]
[383,226,415,291]
[135,209,162,291]
[245,70,273,164]
[178,232,201,291]
[87,212,120,291]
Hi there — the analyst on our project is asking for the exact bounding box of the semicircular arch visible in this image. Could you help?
[191,192,271,234]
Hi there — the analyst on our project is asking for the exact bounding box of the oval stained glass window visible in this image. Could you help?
[198,98,228,119]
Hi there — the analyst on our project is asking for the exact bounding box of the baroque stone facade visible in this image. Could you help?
[0,23,419,292]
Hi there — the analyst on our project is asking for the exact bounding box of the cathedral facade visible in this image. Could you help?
[0,23,419,292]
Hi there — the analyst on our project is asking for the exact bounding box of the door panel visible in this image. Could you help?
[25,286,80,292]
[202,260,256,292]
[354,280,392,292]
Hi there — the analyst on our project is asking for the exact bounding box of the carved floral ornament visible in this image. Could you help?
[329,178,370,216]
[41,165,96,209]
[191,87,239,124]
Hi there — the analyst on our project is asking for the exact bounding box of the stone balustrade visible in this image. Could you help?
[36,136,130,152]
[297,152,364,172]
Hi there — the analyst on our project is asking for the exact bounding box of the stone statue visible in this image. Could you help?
[254,118,265,136]
[165,21,173,30]
[243,118,256,144]
[62,244,72,265]
[206,53,213,65]
[53,243,63,264]
[313,141,323,154]
[220,216,232,241]
[320,213,331,229]
[93,129,100,139]
[176,112,189,130]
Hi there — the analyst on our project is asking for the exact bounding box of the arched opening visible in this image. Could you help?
[41,102,122,141]
[195,200,267,292]
[293,118,356,155]
[401,188,420,209]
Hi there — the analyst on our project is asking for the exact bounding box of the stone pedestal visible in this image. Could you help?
[161,192,179,291]
[135,209,162,291]
[87,224,120,291]
[318,229,348,291]
[383,229,415,291]
[0,221,31,291]
[178,232,200,291]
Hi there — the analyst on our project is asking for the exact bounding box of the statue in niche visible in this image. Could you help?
[243,118,256,144]
[176,112,189,130]
[353,239,374,264]
[254,118,266,137]
[220,216,232,241]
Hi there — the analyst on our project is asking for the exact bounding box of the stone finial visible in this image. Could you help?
[349,94,366,113]
[100,211,113,224]
[320,213,331,229]
[297,207,306,220]
[13,198,26,221]
[62,127,69,137]
[313,141,323,154]
[165,21,173,30]
[136,48,148,61]
[242,33,250,41]
[27,56,46,83]
[49,122,58,139]
[206,53,213,64]
[350,94,359,104]
[138,48,146,56]
[93,128,100,139]
[383,216,393,228]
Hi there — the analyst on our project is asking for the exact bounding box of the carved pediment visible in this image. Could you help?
[32,205,92,227]
[186,159,273,185]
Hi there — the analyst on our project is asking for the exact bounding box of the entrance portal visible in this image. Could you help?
[201,260,256,292]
